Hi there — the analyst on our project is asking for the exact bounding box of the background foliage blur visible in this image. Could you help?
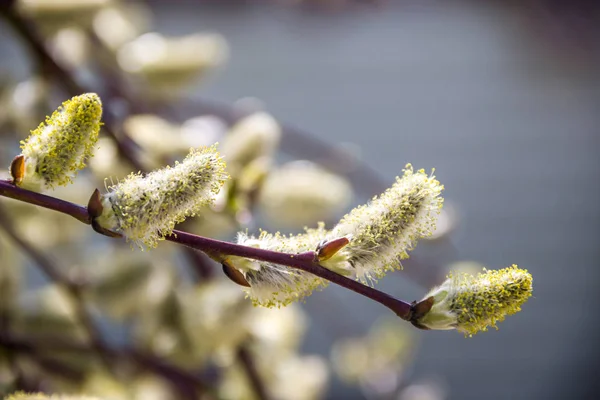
[0,0,599,399]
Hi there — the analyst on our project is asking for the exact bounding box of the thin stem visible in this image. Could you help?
[168,231,412,319]
[0,180,90,224]
[0,180,413,320]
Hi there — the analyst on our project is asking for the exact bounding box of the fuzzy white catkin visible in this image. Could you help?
[116,32,228,95]
[321,164,444,282]
[221,112,281,175]
[229,224,329,308]
[96,145,228,247]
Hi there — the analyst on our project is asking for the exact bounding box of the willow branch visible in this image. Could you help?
[0,181,90,225]
[166,231,412,319]
[0,179,413,320]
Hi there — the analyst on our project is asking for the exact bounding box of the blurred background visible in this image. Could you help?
[0,0,599,399]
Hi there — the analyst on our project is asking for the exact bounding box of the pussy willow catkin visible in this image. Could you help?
[321,164,444,282]
[415,265,533,336]
[96,145,227,247]
[16,93,102,191]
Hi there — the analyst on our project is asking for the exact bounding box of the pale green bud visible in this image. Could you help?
[269,355,329,400]
[331,317,414,385]
[221,112,281,176]
[416,265,533,336]
[228,224,329,308]
[49,28,89,68]
[123,114,184,158]
[258,161,353,229]
[95,145,228,248]
[248,303,307,355]
[321,164,444,282]
[93,3,151,52]
[123,114,224,159]
[16,93,102,192]
[117,33,228,95]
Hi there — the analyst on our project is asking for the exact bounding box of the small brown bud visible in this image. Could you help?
[10,155,25,185]
[222,259,251,287]
[317,237,349,262]
[87,188,104,218]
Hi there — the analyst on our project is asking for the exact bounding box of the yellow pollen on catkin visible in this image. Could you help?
[320,164,444,282]
[17,93,102,191]
[96,145,228,248]
[417,265,533,336]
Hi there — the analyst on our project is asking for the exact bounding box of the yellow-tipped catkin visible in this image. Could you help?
[416,265,533,336]
[17,93,102,191]
[228,224,329,308]
[96,145,228,248]
[321,164,443,282]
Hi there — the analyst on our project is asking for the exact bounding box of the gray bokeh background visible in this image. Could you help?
[2,1,599,399]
